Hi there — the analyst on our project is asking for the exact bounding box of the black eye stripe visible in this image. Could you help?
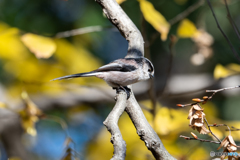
[145,59,154,72]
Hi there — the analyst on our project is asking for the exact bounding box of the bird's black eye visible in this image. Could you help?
[148,69,151,72]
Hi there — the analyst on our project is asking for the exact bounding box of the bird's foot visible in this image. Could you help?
[113,86,131,99]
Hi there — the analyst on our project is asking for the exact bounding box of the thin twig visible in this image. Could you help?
[204,118,222,143]
[43,115,70,137]
[224,0,240,41]
[169,0,205,25]
[206,85,240,100]
[177,85,240,107]
[180,135,220,144]
[228,126,240,132]
[206,0,240,63]
[209,123,231,134]
[55,26,117,38]
[157,35,176,97]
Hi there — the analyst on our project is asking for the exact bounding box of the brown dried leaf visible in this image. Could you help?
[192,114,199,119]
[189,117,194,125]
[194,122,203,127]
[227,144,237,152]
[192,104,203,111]
[197,126,210,134]
[187,107,194,119]
[217,136,229,150]
[220,150,227,159]
[228,135,237,146]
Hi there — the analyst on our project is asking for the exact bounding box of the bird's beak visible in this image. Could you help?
[149,74,154,79]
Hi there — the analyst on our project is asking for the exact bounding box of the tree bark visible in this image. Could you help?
[103,91,127,160]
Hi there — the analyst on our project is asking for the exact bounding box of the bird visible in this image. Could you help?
[52,57,154,99]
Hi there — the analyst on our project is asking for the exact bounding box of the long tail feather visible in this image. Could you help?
[51,71,98,81]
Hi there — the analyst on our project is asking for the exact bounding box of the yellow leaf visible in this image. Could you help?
[227,63,240,72]
[116,0,126,4]
[139,0,170,41]
[21,91,43,117]
[154,106,188,135]
[19,91,43,136]
[0,27,29,60]
[213,64,236,79]
[189,147,209,160]
[177,19,198,38]
[210,127,223,140]
[54,39,102,77]
[21,33,56,59]
[21,116,38,136]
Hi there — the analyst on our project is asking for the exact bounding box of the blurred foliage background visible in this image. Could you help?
[0,0,240,159]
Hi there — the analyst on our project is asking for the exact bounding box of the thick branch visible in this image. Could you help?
[95,0,175,159]
[103,91,127,160]
[95,0,144,58]
[125,93,176,160]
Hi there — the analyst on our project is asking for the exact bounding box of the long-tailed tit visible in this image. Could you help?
[52,57,154,99]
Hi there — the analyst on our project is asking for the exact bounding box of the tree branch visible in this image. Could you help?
[126,93,175,160]
[55,26,117,38]
[103,91,127,160]
[224,0,240,41]
[180,135,220,144]
[206,0,240,63]
[168,0,204,25]
[95,0,175,159]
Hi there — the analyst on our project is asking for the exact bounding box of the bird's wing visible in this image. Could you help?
[95,61,137,72]
[51,59,138,81]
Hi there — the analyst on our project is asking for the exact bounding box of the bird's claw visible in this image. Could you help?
[113,86,131,99]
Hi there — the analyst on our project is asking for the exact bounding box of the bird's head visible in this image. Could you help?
[143,58,154,79]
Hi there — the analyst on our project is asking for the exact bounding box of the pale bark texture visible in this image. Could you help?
[95,1,176,159]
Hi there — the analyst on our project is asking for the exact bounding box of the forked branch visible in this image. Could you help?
[95,0,175,159]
